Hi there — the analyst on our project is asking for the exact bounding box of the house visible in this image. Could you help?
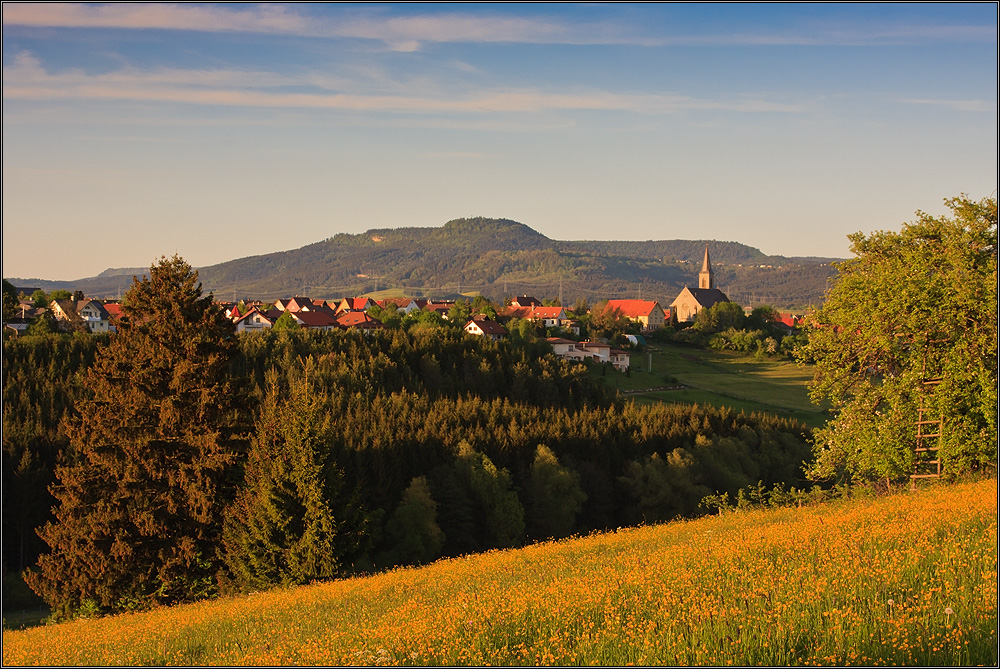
[670,246,731,322]
[333,297,373,315]
[609,349,631,372]
[501,304,567,328]
[464,318,507,341]
[376,298,421,315]
[545,337,589,363]
[424,300,455,319]
[530,306,567,328]
[511,295,541,308]
[576,341,611,364]
[234,308,275,333]
[334,311,385,331]
[604,299,667,330]
[50,299,111,333]
[275,296,320,313]
[290,310,339,331]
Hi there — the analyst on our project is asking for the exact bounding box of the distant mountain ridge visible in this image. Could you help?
[8,218,841,309]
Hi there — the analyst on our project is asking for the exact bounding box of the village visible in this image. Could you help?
[5,248,806,373]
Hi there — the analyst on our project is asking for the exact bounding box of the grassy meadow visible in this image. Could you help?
[3,478,995,666]
[600,343,829,429]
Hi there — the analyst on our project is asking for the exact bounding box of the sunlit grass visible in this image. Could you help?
[4,479,995,666]
[599,343,828,427]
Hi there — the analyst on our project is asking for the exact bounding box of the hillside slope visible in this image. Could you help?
[4,478,995,666]
[9,218,839,308]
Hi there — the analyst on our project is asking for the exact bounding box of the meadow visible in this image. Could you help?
[601,343,830,429]
[3,478,995,666]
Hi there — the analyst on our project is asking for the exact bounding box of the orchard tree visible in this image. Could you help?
[802,195,997,483]
[26,256,242,618]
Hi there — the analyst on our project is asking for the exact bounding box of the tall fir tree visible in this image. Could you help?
[26,256,241,618]
[221,366,341,591]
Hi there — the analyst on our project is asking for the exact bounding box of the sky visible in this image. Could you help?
[2,3,997,281]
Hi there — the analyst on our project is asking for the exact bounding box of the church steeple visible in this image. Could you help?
[699,245,714,290]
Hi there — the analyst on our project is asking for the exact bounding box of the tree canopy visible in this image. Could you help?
[802,194,997,482]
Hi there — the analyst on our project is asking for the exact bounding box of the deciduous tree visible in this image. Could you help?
[802,195,997,482]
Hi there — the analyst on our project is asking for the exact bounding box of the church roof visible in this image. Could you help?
[688,287,729,308]
[669,286,730,309]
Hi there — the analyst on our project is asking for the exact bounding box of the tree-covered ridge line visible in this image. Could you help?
[4,217,838,309]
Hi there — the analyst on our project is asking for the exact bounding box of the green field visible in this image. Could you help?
[4,479,995,666]
[596,344,829,429]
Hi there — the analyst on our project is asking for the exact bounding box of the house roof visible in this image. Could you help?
[335,311,383,328]
[605,299,663,318]
[51,299,83,321]
[670,287,730,309]
[502,305,534,319]
[531,306,565,319]
[103,302,124,321]
[511,295,541,308]
[294,310,338,328]
[234,307,275,325]
[546,337,576,345]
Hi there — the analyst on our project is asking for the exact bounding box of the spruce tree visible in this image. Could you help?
[26,256,240,618]
[221,368,340,591]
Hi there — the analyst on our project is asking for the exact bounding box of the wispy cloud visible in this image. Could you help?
[0,3,653,50]
[6,3,991,50]
[899,98,996,113]
[2,53,805,116]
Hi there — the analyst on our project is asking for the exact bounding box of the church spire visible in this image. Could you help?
[699,244,714,290]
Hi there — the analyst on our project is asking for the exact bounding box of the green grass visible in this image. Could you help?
[598,343,830,429]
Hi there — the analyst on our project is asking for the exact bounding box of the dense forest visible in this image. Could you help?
[2,258,814,618]
[8,218,837,309]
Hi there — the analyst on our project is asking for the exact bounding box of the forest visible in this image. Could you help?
[2,258,813,619]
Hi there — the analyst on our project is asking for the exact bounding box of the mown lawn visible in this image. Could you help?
[597,344,829,429]
[4,478,995,666]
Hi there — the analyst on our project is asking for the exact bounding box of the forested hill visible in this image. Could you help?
[11,218,840,309]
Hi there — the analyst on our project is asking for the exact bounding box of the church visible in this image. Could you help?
[670,246,731,322]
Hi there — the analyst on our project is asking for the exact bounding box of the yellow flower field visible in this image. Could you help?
[4,478,996,666]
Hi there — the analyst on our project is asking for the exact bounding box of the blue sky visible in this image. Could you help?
[3,3,997,281]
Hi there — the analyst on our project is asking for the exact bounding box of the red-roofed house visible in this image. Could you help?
[334,297,374,315]
[335,311,385,331]
[291,310,339,331]
[464,318,507,341]
[530,306,567,328]
[424,301,454,319]
[605,299,667,330]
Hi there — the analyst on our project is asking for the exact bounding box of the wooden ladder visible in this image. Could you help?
[910,376,943,490]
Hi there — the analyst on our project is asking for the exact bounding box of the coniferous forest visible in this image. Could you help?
[3,257,812,620]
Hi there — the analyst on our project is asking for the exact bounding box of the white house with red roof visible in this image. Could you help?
[234,308,275,333]
[290,310,339,331]
[464,318,507,341]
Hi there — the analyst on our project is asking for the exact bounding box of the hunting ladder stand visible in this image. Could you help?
[910,342,944,490]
